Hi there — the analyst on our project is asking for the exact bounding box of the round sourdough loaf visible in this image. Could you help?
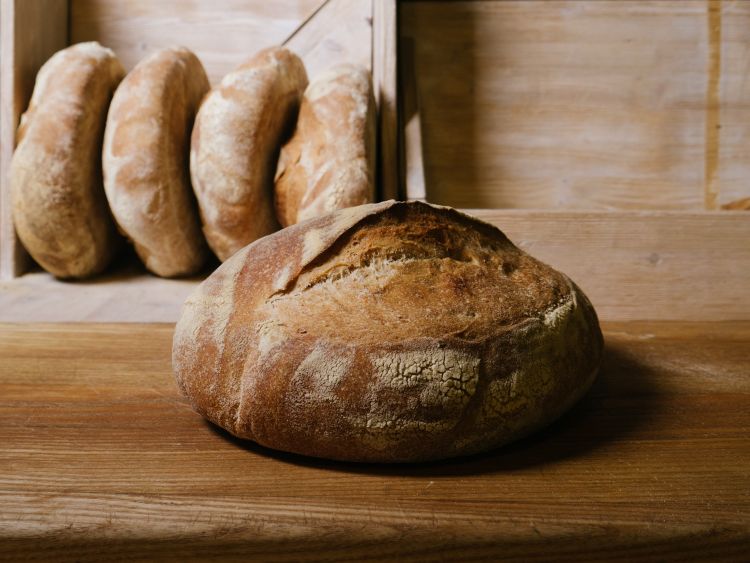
[173,201,603,462]
[11,42,125,278]
[103,47,210,277]
[275,64,376,227]
[190,47,308,261]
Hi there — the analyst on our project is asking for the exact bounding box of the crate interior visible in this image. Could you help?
[400,0,750,210]
[0,0,376,266]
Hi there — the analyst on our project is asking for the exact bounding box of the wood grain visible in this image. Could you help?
[401,0,750,210]
[373,0,400,200]
[0,254,201,322]
[70,0,324,84]
[401,36,428,201]
[472,209,750,322]
[0,322,748,561]
[1,210,748,323]
[0,0,69,280]
[283,0,373,80]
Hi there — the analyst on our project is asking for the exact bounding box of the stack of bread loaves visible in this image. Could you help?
[11,42,375,279]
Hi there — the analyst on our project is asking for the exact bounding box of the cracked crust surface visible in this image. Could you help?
[103,47,210,277]
[274,64,376,227]
[190,47,308,261]
[173,201,603,462]
[11,42,125,278]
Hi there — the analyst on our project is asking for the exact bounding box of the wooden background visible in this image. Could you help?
[401,0,750,210]
[69,0,371,83]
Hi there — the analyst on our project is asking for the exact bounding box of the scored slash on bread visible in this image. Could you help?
[173,200,604,463]
[103,47,211,278]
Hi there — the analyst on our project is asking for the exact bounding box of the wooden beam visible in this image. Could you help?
[373,0,399,201]
[0,0,69,280]
[401,36,426,201]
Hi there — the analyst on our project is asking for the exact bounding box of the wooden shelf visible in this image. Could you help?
[0,264,199,323]
[2,209,748,323]
[1,321,748,560]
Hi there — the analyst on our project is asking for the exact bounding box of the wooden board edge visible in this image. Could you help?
[373,0,399,201]
[0,0,69,280]
[280,0,331,46]
[2,210,748,323]
[0,0,19,280]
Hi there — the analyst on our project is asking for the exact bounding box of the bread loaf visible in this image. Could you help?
[11,42,124,278]
[190,47,308,261]
[103,47,210,277]
[173,201,603,463]
[275,64,376,227]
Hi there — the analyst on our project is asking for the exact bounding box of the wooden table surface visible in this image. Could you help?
[0,322,748,561]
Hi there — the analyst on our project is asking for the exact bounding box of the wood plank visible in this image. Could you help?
[373,0,400,200]
[0,322,748,560]
[283,0,373,80]
[401,0,750,210]
[1,211,748,323]
[470,209,750,322]
[718,0,750,208]
[401,36,427,201]
[0,0,69,280]
[69,0,324,84]
[0,256,199,322]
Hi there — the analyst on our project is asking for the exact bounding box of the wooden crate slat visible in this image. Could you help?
[471,209,750,322]
[400,0,750,211]
[0,0,69,281]
[1,210,748,323]
[373,0,399,200]
[283,0,373,77]
[70,0,325,85]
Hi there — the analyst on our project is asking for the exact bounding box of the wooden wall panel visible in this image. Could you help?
[69,0,324,84]
[401,0,750,210]
[718,0,750,209]
[472,209,750,322]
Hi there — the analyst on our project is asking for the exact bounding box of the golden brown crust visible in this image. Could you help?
[11,42,125,279]
[275,64,376,227]
[190,47,308,261]
[103,47,210,277]
[173,201,604,462]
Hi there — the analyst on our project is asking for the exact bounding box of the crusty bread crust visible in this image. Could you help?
[11,42,125,278]
[190,47,308,261]
[275,64,376,227]
[173,201,603,462]
[103,47,210,277]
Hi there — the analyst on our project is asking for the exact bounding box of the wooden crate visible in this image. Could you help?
[0,0,398,320]
[0,0,748,323]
